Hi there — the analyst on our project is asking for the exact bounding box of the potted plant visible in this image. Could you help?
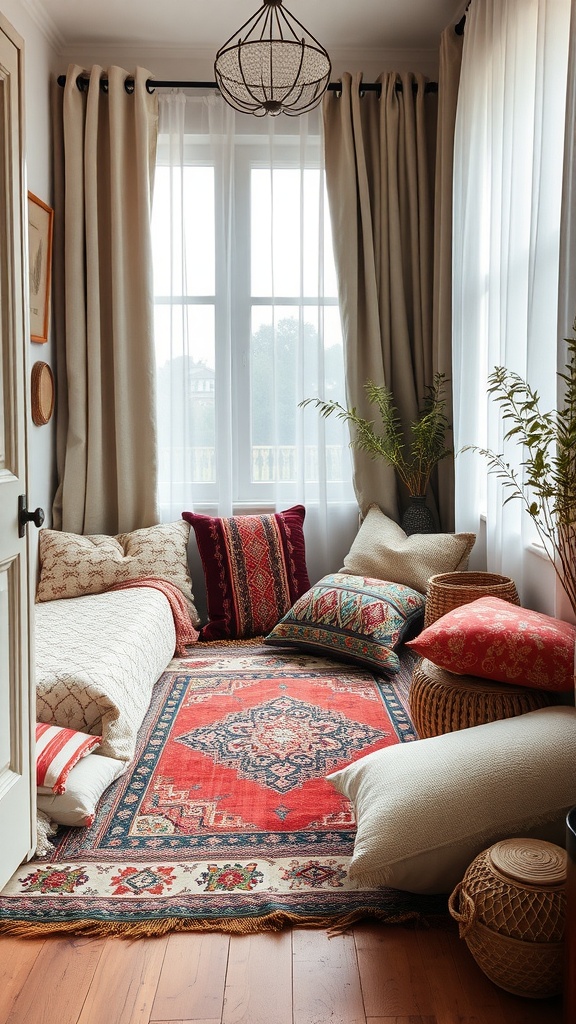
[463,323,576,619]
[301,372,452,534]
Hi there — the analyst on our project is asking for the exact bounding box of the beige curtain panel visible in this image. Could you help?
[432,26,464,532]
[323,71,442,526]
[52,65,159,535]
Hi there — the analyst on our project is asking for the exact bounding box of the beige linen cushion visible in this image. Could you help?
[327,705,576,894]
[37,520,200,624]
[340,504,475,594]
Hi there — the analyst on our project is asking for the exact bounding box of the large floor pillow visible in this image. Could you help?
[328,705,576,894]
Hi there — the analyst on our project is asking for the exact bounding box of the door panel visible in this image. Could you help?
[0,13,34,890]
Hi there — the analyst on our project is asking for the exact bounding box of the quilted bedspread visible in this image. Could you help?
[35,588,176,760]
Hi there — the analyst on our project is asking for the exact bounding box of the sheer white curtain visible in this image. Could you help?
[452,0,572,611]
[151,93,357,586]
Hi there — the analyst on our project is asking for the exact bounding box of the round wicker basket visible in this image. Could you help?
[424,571,520,627]
[449,838,567,998]
[409,659,554,738]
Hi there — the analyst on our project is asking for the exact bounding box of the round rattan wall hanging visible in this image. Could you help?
[31,361,55,425]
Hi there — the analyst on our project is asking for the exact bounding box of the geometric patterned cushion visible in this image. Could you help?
[183,505,310,641]
[36,519,200,624]
[407,596,576,692]
[265,573,425,674]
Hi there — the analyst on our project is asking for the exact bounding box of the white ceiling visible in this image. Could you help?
[27,0,466,58]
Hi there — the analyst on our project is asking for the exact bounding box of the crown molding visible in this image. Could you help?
[56,40,439,68]
[20,0,65,49]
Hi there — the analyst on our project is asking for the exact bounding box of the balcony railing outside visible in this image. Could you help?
[158,444,348,484]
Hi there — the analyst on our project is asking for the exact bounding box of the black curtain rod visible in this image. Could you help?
[56,74,438,96]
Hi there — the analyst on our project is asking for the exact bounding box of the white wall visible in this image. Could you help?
[0,1,59,542]
[56,44,441,84]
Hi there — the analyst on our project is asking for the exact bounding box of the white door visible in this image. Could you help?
[0,14,35,890]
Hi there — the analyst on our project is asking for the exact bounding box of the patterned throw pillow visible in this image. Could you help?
[406,596,576,692]
[36,723,102,794]
[265,573,425,674]
[36,520,200,624]
[183,505,310,640]
[340,504,476,594]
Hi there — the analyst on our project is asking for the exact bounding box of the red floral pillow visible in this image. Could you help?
[183,506,310,640]
[406,596,576,692]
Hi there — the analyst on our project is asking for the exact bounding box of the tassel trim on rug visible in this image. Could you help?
[0,907,435,940]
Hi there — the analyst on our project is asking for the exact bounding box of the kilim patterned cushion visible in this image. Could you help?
[265,573,425,674]
[183,505,310,640]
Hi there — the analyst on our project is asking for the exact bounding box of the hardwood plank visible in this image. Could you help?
[77,936,169,1024]
[0,937,46,1024]
[152,1020,220,1024]
[151,933,229,1022]
[415,920,482,1024]
[292,928,366,1024]
[366,1017,436,1024]
[440,920,511,1024]
[3,936,105,1024]
[222,931,292,1024]
[494,990,562,1024]
[366,1018,435,1024]
[354,922,434,1018]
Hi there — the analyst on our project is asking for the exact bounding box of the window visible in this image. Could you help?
[151,103,353,517]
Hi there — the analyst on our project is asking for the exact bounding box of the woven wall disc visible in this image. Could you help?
[31,361,55,425]
[489,839,567,887]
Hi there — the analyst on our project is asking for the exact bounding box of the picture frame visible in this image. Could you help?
[27,191,54,343]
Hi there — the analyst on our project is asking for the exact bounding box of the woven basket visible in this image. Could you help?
[409,659,554,738]
[449,838,567,998]
[424,571,520,627]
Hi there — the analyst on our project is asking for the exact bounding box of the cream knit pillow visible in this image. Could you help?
[328,705,576,894]
[340,505,475,594]
[37,520,200,624]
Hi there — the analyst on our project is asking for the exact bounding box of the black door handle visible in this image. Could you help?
[18,495,45,538]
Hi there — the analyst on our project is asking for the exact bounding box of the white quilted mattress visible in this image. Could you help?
[35,588,176,760]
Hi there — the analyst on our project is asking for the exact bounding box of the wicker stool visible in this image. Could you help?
[425,571,520,627]
[409,659,554,738]
[449,838,567,998]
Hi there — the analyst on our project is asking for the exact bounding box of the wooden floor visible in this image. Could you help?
[0,917,563,1024]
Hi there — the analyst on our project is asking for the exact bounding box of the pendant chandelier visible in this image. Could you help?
[214,0,331,117]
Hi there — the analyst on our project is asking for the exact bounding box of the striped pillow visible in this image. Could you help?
[36,723,102,794]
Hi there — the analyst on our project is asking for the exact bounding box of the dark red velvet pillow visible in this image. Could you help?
[183,505,310,641]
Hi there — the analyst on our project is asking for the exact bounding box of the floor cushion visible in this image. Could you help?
[327,705,576,894]
[35,588,176,760]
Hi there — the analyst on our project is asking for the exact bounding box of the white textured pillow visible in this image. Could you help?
[37,520,200,623]
[37,752,126,826]
[340,505,475,594]
[327,705,576,894]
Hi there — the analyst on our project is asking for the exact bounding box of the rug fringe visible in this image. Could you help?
[0,907,432,940]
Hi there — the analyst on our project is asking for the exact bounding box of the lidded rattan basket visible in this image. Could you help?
[449,838,567,999]
[424,571,520,627]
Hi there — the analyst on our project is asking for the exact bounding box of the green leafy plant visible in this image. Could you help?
[463,324,576,618]
[300,372,452,496]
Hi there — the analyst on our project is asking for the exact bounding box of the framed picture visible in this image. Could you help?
[27,191,54,343]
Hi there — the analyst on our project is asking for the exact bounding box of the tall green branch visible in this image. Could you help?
[462,324,576,618]
[300,373,452,497]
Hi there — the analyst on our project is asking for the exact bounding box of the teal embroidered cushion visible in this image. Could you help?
[265,573,425,674]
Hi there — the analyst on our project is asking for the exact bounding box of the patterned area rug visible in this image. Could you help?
[0,642,447,936]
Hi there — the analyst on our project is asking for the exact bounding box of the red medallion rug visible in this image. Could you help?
[0,642,447,936]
